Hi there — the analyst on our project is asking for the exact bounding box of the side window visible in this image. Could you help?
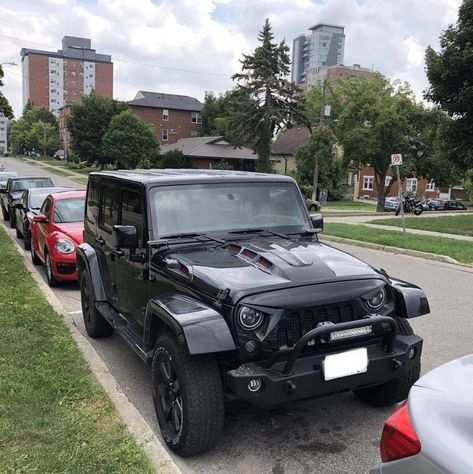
[22,191,28,207]
[85,179,99,224]
[120,189,144,245]
[99,185,117,232]
[41,198,52,218]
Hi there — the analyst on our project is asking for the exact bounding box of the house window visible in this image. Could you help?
[406,178,418,193]
[162,109,169,121]
[362,176,374,190]
[385,176,392,187]
[162,129,168,141]
[191,112,202,124]
[426,180,435,192]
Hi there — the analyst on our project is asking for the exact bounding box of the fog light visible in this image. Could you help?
[408,347,416,359]
[248,378,262,392]
[330,326,372,342]
[245,340,259,355]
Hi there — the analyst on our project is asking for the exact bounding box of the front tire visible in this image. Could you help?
[353,318,420,407]
[152,333,224,456]
[45,251,59,287]
[9,207,16,228]
[80,270,114,338]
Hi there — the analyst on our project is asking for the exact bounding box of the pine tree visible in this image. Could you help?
[232,19,303,172]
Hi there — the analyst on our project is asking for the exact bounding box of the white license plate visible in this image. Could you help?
[323,347,368,381]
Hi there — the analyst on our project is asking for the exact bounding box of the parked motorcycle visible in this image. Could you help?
[395,194,425,216]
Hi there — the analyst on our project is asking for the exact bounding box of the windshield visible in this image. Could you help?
[30,191,50,209]
[150,182,308,237]
[9,178,53,192]
[53,198,85,223]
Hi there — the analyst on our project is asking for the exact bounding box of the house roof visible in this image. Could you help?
[160,137,257,161]
[128,91,203,111]
[271,127,310,156]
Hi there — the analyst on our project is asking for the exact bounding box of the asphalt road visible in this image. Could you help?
[3,157,473,474]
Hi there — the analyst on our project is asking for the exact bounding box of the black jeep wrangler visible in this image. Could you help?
[77,170,429,457]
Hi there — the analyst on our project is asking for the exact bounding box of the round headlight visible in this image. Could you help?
[367,287,386,310]
[55,238,75,254]
[238,306,265,330]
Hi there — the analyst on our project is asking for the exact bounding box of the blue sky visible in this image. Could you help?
[0,0,462,118]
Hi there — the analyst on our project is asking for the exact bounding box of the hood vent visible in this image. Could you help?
[226,245,273,273]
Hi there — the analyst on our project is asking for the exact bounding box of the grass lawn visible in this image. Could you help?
[0,227,153,473]
[323,200,376,209]
[72,176,89,185]
[42,166,76,178]
[324,223,473,264]
[369,214,473,237]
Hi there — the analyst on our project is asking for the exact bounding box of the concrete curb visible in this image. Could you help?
[1,222,180,474]
[320,234,473,268]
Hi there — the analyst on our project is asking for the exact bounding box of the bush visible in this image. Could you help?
[160,149,192,169]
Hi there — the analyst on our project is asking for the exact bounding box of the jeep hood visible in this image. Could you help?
[156,237,381,302]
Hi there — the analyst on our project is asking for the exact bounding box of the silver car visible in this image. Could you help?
[371,354,473,473]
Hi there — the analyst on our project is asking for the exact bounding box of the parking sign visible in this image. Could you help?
[391,154,403,166]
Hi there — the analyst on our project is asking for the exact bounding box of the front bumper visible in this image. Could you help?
[226,316,422,406]
[51,253,78,281]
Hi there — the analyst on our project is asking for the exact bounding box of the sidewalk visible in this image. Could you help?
[21,157,91,181]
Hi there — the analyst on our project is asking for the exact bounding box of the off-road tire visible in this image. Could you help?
[45,251,59,287]
[2,205,9,221]
[80,270,114,338]
[353,317,420,407]
[152,333,224,456]
[30,242,41,265]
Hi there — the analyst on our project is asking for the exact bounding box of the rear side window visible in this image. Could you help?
[86,179,99,224]
[120,189,144,245]
[99,185,117,232]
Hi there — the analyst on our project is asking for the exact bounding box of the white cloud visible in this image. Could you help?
[0,0,463,117]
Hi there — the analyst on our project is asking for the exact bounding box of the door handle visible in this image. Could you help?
[95,236,105,246]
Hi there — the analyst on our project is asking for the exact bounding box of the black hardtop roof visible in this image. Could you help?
[89,169,296,186]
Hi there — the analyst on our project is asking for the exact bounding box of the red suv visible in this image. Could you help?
[30,190,86,286]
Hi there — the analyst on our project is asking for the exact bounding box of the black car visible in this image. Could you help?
[77,170,429,457]
[0,176,54,228]
[428,199,468,211]
[14,186,73,249]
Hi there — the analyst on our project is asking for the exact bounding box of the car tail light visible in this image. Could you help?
[380,401,421,462]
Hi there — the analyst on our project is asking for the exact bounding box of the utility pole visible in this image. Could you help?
[312,79,327,201]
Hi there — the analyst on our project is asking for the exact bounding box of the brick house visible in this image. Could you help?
[128,91,203,144]
[271,127,310,174]
[160,136,257,170]
[357,165,438,199]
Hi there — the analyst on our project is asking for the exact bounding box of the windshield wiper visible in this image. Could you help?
[228,228,290,240]
[159,232,225,244]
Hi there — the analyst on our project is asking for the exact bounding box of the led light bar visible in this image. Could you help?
[330,325,372,342]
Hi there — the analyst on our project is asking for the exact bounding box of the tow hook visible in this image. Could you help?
[391,358,402,370]
[286,381,297,394]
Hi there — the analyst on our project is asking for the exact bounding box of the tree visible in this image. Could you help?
[232,19,304,172]
[425,0,473,169]
[0,65,13,119]
[160,149,192,169]
[29,121,59,156]
[66,92,128,168]
[102,110,159,169]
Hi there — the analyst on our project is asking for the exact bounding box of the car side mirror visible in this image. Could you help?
[113,225,138,249]
[310,214,324,232]
[0,188,6,193]
[14,203,23,209]
[33,214,48,224]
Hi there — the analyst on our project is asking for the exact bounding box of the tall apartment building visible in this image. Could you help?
[291,24,345,84]
[0,113,9,153]
[21,36,113,116]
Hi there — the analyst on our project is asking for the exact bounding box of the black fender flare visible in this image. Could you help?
[390,278,430,318]
[144,292,236,355]
[76,243,107,301]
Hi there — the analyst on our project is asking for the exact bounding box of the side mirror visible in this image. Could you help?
[14,203,23,210]
[33,214,48,224]
[113,225,138,249]
[0,188,6,193]
[310,214,324,232]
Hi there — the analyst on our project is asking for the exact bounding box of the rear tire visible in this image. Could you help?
[152,333,224,456]
[23,225,31,251]
[413,207,423,216]
[353,317,420,407]
[30,242,41,265]
[80,270,114,338]
[2,205,9,221]
[9,207,15,228]
[394,206,401,216]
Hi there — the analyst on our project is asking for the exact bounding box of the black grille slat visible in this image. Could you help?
[279,303,358,349]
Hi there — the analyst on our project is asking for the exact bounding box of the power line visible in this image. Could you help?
[0,33,233,79]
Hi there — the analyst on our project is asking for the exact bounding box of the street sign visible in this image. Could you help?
[391,154,403,166]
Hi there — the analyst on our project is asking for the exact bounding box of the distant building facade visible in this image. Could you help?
[271,127,310,174]
[0,113,9,153]
[129,91,203,144]
[292,24,345,85]
[305,63,374,87]
[21,36,113,116]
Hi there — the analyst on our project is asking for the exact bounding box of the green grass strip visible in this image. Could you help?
[324,223,473,264]
[323,200,376,209]
[0,227,153,473]
[369,214,473,237]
